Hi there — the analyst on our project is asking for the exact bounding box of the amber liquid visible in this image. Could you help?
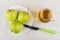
[38,9,52,23]
[32,9,52,23]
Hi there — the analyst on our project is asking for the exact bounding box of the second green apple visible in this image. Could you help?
[18,11,30,23]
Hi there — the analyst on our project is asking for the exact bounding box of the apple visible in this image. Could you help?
[9,21,23,33]
[5,9,18,22]
[18,11,30,23]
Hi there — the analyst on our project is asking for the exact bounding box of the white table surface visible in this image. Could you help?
[0,0,60,40]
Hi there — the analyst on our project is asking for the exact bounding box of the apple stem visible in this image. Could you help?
[16,12,19,21]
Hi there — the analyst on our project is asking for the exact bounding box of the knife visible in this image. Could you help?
[24,24,56,34]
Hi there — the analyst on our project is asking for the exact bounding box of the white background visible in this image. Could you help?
[0,0,60,40]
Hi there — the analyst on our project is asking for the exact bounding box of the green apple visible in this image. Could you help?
[18,11,30,23]
[10,21,23,33]
[5,9,18,22]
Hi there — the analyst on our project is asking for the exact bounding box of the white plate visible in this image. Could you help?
[3,5,33,36]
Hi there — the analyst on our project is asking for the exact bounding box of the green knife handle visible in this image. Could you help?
[40,28,56,34]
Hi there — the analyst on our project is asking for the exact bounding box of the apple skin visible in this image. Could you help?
[10,21,23,33]
[5,9,18,22]
[18,11,30,23]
